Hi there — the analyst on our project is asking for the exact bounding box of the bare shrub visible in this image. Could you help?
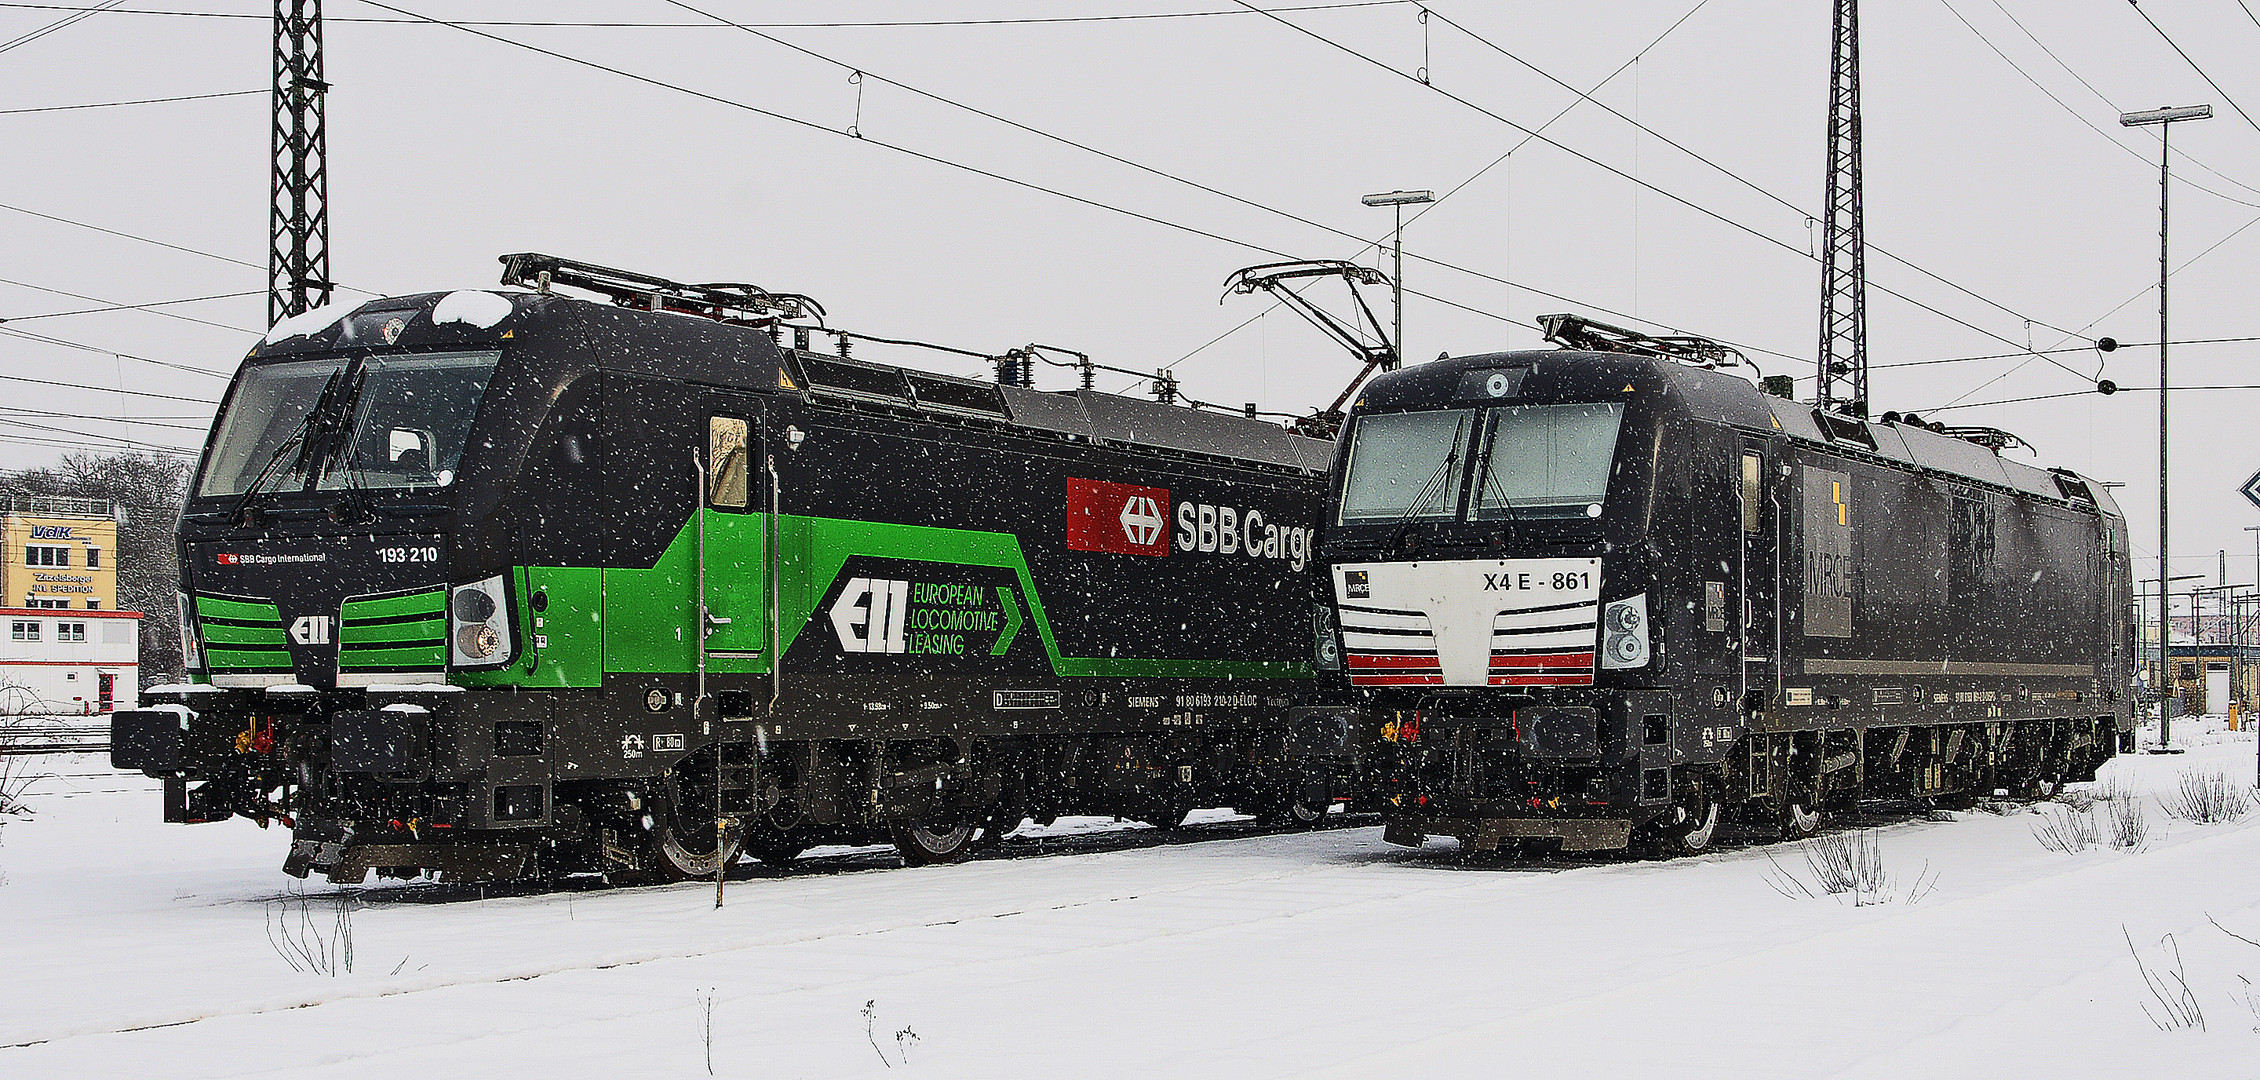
[861,999,919,1069]
[1764,830,1936,906]
[2216,916,2260,1033]
[1808,831,1886,897]
[0,722,45,823]
[2106,792,2152,851]
[2159,769,2254,825]
[2056,784,2103,813]
[266,887,358,976]
[2032,805,2099,853]
[2126,927,2205,1031]
[697,988,716,1075]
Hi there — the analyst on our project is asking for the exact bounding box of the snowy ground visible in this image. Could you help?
[2,722,2257,1078]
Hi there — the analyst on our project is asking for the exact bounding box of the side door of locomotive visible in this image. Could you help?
[1738,437,1780,705]
[697,402,769,659]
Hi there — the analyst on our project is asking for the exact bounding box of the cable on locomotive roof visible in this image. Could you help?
[1538,312,1748,370]
[1935,425,2031,454]
[499,252,824,327]
[496,252,1299,426]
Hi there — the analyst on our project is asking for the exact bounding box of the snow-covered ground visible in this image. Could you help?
[2,722,2257,1078]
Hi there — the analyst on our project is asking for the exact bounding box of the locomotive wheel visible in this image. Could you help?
[1646,776,1721,857]
[1778,798,1824,841]
[648,800,745,882]
[889,818,976,865]
[1257,782,1331,829]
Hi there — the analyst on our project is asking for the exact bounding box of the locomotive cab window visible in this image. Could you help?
[198,350,500,498]
[1469,402,1624,521]
[1741,451,1764,533]
[1337,409,1474,525]
[708,415,750,510]
[315,351,498,491]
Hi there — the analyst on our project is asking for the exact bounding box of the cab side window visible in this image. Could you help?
[708,416,749,510]
[1740,452,1763,533]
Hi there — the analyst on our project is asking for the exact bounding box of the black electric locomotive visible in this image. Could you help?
[114,255,1353,883]
[1323,316,2131,854]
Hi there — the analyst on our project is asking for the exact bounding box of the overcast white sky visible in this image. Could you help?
[5,0,2260,596]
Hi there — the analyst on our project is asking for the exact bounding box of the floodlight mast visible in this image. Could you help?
[1361,189,1435,371]
[2118,101,2212,751]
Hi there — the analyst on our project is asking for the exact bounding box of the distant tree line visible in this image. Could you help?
[8,452,189,681]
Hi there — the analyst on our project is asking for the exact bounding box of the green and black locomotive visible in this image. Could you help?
[1325,315,2132,855]
[115,255,1349,883]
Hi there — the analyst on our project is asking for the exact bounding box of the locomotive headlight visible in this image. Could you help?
[450,574,514,668]
[455,623,502,660]
[1600,594,1651,670]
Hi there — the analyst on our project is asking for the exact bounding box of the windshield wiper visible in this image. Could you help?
[312,363,375,512]
[1378,414,1470,554]
[224,366,347,523]
[1473,428,1523,545]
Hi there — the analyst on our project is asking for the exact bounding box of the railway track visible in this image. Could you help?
[0,724,108,755]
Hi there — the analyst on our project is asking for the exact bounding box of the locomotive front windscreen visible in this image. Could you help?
[1469,402,1624,520]
[313,352,499,491]
[1337,402,1626,525]
[195,350,500,498]
[1336,408,1475,524]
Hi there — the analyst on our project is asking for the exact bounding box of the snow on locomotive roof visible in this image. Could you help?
[256,287,1328,475]
[1359,348,2115,512]
[1005,387,1331,474]
[1760,394,2105,507]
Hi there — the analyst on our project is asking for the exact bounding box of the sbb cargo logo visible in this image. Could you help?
[1065,478,1171,557]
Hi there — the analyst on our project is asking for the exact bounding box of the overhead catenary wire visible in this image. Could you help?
[1934,0,2260,209]
[1228,0,2105,383]
[1970,0,2260,202]
[0,414,197,456]
[0,1,1416,28]
[0,359,219,405]
[651,0,1808,387]
[0,277,260,337]
[0,325,236,380]
[647,0,1769,369]
[0,0,121,55]
[2124,0,2260,138]
[1162,0,1725,377]
[1924,383,2260,414]
[0,430,195,457]
[1927,208,2260,408]
[0,407,207,432]
[1419,5,2100,340]
[359,0,1783,411]
[0,88,263,116]
[0,202,382,300]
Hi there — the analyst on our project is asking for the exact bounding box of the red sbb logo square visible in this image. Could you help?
[1066,478,1170,557]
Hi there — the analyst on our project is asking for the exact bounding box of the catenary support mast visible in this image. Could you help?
[270,0,331,324]
[1816,0,1867,415]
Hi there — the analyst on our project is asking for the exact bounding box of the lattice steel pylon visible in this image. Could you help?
[269,0,331,325]
[1815,0,1867,415]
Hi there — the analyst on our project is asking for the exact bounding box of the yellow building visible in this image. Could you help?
[0,495,119,611]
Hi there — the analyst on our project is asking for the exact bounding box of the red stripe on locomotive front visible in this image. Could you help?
[1346,654,1444,670]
